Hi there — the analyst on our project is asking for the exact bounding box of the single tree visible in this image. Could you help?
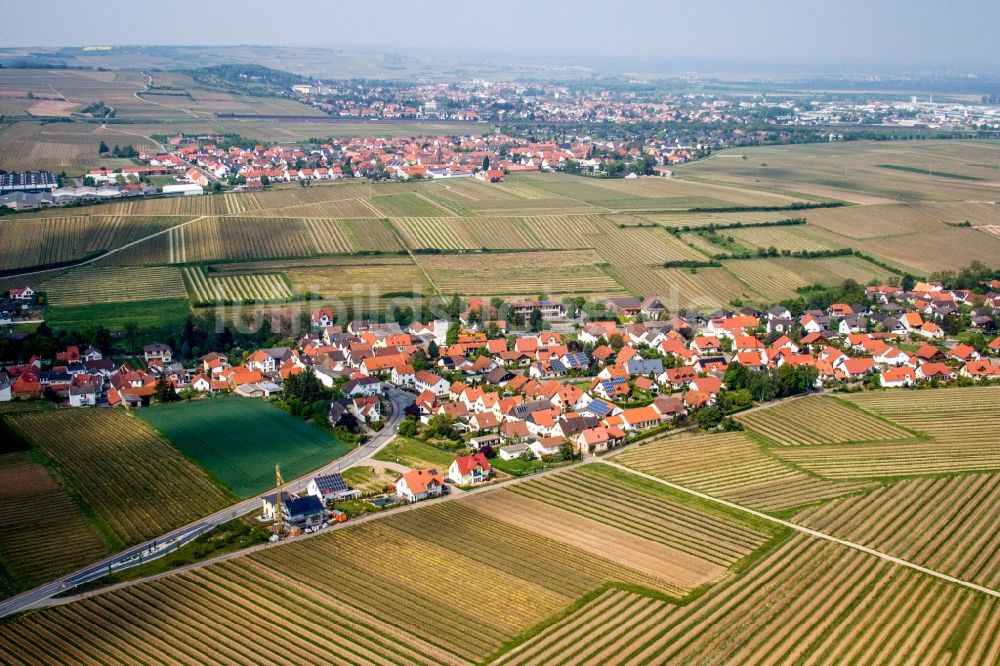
[156,375,179,403]
[529,308,543,332]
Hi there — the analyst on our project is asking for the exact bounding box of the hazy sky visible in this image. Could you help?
[2,0,999,69]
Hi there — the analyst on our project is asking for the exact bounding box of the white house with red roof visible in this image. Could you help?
[395,468,446,502]
[9,286,33,300]
[414,371,450,396]
[446,452,492,485]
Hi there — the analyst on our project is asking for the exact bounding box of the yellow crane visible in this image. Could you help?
[273,463,285,536]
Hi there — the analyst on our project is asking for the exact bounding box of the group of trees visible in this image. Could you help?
[724,361,820,403]
[0,310,288,366]
[97,141,138,158]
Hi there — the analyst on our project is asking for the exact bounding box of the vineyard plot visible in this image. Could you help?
[737,395,911,446]
[613,431,875,512]
[183,267,291,303]
[11,410,233,545]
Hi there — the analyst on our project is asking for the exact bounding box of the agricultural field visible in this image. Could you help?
[723,255,897,302]
[636,210,794,228]
[737,395,913,446]
[44,298,191,331]
[844,386,1000,442]
[0,121,152,173]
[775,439,1000,479]
[391,216,551,250]
[497,536,1000,665]
[3,468,1000,663]
[720,224,847,253]
[611,264,759,309]
[855,225,1000,274]
[735,388,1000,479]
[489,465,777,572]
[590,222,706,266]
[0,214,184,271]
[0,451,108,599]
[37,265,187,305]
[283,256,432,310]
[9,410,233,546]
[1,143,999,331]
[390,217,467,250]
[138,397,351,498]
[795,473,1000,589]
[529,172,802,210]
[802,202,988,239]
[613,431,877,512]
[416,249,627,297]
[370,192,453,217]
[0,497,692,665]
[520,214,607,248]
[677,140,1000,203]
[182,266,291,303]
[301,217,398,253]
[180,216,315,262]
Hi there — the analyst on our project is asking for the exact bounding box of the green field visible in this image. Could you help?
[373,436,454,469]
[44,298,191,331]
[138,397,351,497]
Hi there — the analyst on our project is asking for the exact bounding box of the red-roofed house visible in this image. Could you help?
[880,367,916,388]
[395,468,446,502]
[446,452,492,485]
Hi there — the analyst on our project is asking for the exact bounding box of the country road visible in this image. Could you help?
[0,388,413,619]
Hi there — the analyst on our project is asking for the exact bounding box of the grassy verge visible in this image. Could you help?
[373,436,454,469]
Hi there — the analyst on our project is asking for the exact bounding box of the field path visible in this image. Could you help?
[132,72,209,119]
[600,460,1000,599]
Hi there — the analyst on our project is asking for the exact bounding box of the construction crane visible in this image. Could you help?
[273,463,285,536]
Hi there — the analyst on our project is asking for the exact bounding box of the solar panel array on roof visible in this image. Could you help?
[0,172,58,193]
[585,399,614,417]
[314,473,348,494]
[563,352,589,368]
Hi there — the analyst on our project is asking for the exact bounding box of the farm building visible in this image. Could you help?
[161,183,204,196]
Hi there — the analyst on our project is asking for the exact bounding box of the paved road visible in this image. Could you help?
[0,388,412,619]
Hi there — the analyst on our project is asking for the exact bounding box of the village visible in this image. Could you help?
[2,275,999,525]
[0,130,695,211]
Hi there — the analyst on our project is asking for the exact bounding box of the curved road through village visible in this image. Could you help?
[0,388,413,619]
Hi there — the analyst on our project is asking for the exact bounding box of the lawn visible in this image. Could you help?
[44,298,191,331]
[139,397,352,497]
[373,436,454,470]
[342,465,398,494]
